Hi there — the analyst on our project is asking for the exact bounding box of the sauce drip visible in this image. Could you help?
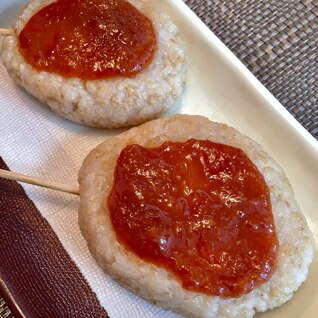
[108,139,279,297]
[18,0,157,80]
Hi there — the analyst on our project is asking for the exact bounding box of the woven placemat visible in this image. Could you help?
[185,0,318,139]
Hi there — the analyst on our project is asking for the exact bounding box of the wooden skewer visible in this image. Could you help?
[0,168,79,195]
[0,28,14,36]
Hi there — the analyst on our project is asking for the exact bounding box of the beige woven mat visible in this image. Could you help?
[185,0,318,139]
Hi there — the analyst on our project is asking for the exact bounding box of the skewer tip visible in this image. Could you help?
[0,168,79,196]
[0,28,15,36]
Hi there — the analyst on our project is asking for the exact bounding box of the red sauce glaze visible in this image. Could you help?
[18,0,157,80]
[108,139,279,297]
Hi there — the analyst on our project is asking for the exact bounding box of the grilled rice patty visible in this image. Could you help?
[1,0,186,128]
[78,114,314,318]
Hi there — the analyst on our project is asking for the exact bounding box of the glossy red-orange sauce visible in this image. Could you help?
[18,0,157,80]
[108,139,278,297]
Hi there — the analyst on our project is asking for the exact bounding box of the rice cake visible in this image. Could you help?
[1,0,186,128]
[78,114,314,318]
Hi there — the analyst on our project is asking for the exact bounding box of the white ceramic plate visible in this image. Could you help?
[0,1,317,317]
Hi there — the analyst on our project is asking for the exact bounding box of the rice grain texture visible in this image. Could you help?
[1,0,186,128]
[78,114,314,318]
